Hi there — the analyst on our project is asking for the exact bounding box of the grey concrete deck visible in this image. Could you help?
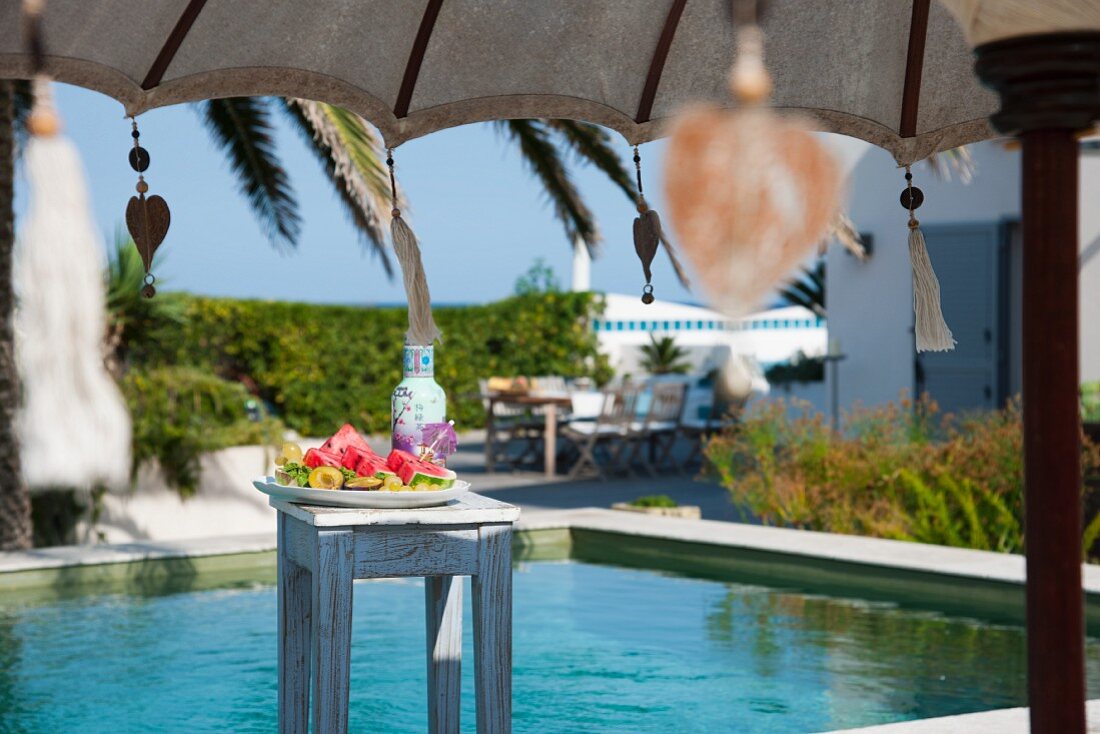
[823,700,1100,733]
[432,432,747,522]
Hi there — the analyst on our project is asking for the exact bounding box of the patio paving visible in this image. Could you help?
[424,431,745,523]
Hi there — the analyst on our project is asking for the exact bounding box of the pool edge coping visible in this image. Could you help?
[817,698,1100,733]
[3,506,1100,595]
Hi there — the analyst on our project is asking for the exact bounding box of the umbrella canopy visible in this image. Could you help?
[0,0,996,161]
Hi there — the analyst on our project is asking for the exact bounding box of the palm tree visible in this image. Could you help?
[778,259,826,318]
[0,82,30,550]
[0,88,635,548]
[639,335,692,375]
[495,119,635,254]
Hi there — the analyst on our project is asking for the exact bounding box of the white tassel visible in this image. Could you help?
[391,213,441,346]
[16,89,132,489]
[908,220,956,352]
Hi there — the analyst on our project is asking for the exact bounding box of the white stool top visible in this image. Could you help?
[270,492,520,528]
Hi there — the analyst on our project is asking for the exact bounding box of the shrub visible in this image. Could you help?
[1084,381,1100,423]
[122,367,284,496]
[764,352,825,385]
[629,494,679,508]
[136,292,610,436]
[704,395,1100,557]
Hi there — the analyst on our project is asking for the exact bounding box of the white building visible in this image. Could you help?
[592,293,826,378]
[829,138,1100,415]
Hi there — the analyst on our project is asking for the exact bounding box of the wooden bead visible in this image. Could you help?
[729,62,772,105]
[900,186,924,211]
[728,26,772,105]
[136,180,149,194]
[27,110,59,137]
[129,146,150,173]
[392,208,402,218]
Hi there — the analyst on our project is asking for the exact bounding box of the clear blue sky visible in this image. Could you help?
[14,84,695,306]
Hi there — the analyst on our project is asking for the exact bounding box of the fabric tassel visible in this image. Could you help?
[16,79,131,489]
[391,213,441,346]
[386,148,440,346]
[908,220,955,352]
[901,165,955,352]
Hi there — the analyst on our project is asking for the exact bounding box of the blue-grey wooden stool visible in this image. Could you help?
[272,493,520,734]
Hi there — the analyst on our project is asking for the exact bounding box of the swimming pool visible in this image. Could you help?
[3,559,1099,733]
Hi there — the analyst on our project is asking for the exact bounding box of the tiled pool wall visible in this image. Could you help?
[4,511,1100,636]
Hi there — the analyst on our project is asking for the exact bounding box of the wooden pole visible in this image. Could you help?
[1021,127,1084,733]
[975,32,1100,734]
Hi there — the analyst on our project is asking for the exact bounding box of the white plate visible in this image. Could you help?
[252,477,471,509]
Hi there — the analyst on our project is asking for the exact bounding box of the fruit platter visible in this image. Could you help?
[253,423,469,509]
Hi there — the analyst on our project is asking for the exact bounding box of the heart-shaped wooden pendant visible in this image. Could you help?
[633,213,659,284]
[664,107,840,317]
[126,194,171,272]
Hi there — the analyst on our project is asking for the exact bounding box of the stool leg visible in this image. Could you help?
[426,575,463,734]
[311,530,354,734]
[278,515,311,734]
[473,524,512,734]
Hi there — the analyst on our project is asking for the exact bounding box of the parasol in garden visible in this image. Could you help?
[2,2,1100,732]
[0,0,995,161]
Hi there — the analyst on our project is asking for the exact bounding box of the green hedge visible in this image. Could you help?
[137,292,609,437]
[123,366,284,496]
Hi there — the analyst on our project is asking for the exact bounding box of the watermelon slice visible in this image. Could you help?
[386,449,456,489]
[341,445,381,472]
[350,453,396,481]
[385,449,420,473]
[320,423,373,457]
[303,448,342,469]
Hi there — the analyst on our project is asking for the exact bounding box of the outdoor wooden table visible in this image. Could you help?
[272,493,520,734]
[482,392,572,477]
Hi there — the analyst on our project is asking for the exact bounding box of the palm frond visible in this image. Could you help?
[546,119,636,202]
[281,98,394,276]
[639,335,691,375]
[924,145,975,184]
[778,261,826,317]
[495,119,600,255]
[198,97,300,248]
[828,211,866,260]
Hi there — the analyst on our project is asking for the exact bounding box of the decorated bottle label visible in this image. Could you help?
[391,345,446,458]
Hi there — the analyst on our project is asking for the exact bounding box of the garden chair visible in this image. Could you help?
[568,390,604,423]
[623,381,687,475]
[682,389,747,467]
[561,387,638,479]
[479,378,543,472]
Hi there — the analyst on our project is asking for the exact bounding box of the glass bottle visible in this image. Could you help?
[391,344,446,458]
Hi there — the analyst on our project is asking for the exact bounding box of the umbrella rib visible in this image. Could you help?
[635,0,688,124]
[899,0,931,138]
[394,0,445,120]
[141,0,209,90]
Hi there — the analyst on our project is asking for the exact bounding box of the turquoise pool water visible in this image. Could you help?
[2,560,1099,733]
